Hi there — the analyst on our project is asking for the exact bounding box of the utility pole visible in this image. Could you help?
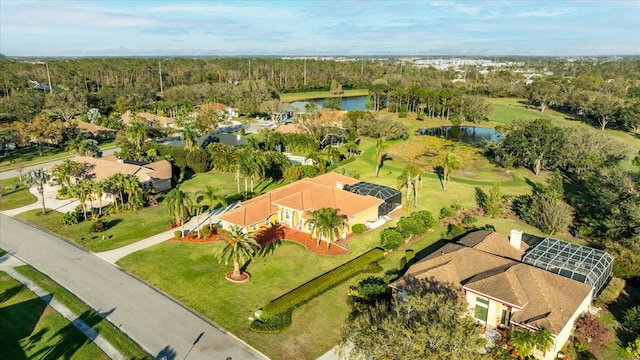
[158,61,163,94]
[45,62,52,93]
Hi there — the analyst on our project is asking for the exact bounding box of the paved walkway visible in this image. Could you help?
[1,183,80,217]
[0,254,126,360]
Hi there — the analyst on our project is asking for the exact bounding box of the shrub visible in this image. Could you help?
[352,223,366,234]
[624,306,640,335]
[462,216,478,225]
[380,228,404,250]
[347,276,389,314]
[250,309,292,333]
[57,186,70,199]
[185,149,212,173]
[260,248,384,319]
[606,242,640,282]
[60,211,80,226]
[446,223,466,239]
[396,217,426,239]
[173,230,182,238]
[410,210,436,229]
[574,314,611,347]
[440,204,462,219]
[90,219,108,233]
[596,277,625,305]
[200,226,211,239]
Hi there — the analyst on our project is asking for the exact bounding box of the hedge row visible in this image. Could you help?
[260,247,384,320]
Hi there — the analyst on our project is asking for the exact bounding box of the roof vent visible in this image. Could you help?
[336,180,343,190]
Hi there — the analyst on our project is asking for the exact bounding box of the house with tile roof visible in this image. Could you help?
[218,172,393,240]
[391,230,596,360]
[70,156,172,193]
[120,110,176,128]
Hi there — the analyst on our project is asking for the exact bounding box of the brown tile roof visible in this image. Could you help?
[70,120,117,138]
[218,172,383,226]
[393,235,593,335]
[72,156,171,183]
[458,231,528,261]
[120,110,174,126]
[276,123,308,134]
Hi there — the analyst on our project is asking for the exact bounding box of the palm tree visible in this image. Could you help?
[509,328,553,359]
[532,328,554,356]
[375,137,386,177]
[92,180,105,216]
[123,175,143,211]
[215,225,260,280]
[306,207,347,249]
[442,152,461,191]
[165,187,190,235]
[25,168,49,215]
[52,159,83,188]
[398,165,421,209]
[190,191,205,238]
[182,124,199,152]
[202,185,220,228]
[125,120,147,150]
[68,180,91,218]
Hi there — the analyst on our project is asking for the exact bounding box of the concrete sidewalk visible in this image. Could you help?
[0,254,126,360]
[1,183,80,217]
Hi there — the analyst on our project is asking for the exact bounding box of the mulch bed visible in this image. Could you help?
[169,226,349,256]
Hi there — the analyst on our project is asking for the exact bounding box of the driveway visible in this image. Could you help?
[0,214,267,360]
[1,183,80,217]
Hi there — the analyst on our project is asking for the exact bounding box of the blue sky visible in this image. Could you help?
[1,0,639,56]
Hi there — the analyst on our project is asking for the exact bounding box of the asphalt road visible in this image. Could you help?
[0,214,267,360]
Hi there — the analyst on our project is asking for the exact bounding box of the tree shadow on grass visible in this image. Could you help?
[33,309,111,360]
[106,218,123,229]
[0,296,48,359]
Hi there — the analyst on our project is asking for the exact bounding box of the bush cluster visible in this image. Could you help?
[380,211,436,250]
[596,277,625,305]
[440,204,463,219]
[346,276,389,314]
[351,223,366,234]
[624,306,640,335]
[250,309,292,333]
[90,219,108,233]
[259,248,384,324]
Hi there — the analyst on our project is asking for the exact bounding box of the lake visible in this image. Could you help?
[309,96,368,111]
[415,126,501,145]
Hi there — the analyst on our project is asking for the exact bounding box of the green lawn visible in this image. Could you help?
[0,140,116,172]
[0,271,108,360]
[14,265,151,360]
[16,201,172,253]
[0,176,36,211]
[487,98,554,124]
[280,89,369,102]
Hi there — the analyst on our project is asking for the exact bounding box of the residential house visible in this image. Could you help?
[71,155,173,193]
[391,230,602,360]
[218,172,399,239]
[194,102,238,122]
[120,110,176,128]
[70,120,116,140]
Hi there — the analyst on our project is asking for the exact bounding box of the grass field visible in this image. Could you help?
[0,176,36,211]
[0,140,116,172]
[16,201,172,252]
[14,265,152,359]
[280,89,369,102]
[0,271,108,360]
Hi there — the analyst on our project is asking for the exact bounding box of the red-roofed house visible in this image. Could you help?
[218,172,386,239]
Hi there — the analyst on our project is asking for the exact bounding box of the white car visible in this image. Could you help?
[259,121,271,127]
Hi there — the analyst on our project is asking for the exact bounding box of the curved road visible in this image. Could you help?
[0,214,267,360]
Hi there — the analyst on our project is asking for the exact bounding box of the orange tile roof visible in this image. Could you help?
[219,172,382,226]
[120,110,174,126]
[276,123,308,134]
[71,156,172,183]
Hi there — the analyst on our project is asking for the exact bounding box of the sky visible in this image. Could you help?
[1,0,639,57]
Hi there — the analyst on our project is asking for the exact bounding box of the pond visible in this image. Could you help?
[309,96,368,111]
[415,126,501,145]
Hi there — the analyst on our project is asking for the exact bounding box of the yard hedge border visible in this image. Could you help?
[252,247,384,331]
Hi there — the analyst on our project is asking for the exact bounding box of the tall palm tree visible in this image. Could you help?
[92,180,105,216]
[123,175,143,211]
[398,165,421,209]
[202,185,220,228]
[190,191,205,238]
[532,328,554,356]
[306,207,347,249]
[25,168,49,215]
[375,137,387,177]
[125,120,147,150]
[182,124,199,152]
[53,159,83,188]
[442,152,461,191]
[215,225,260,280]
[509,328,552,359]
[165,187,191,235]
[68,180,91,218]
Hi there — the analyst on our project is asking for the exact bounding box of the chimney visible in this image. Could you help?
[510,229,523,250]
[336,180,343,190]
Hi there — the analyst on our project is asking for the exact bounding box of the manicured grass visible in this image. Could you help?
[280,89,369,102]
[15,201,172,252]
[487,98,554,124]
[14,265,152,360]
[0,140,116,172]
[0,271,108,360]
[0,176,37,210]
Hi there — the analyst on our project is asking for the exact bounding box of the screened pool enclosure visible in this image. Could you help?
[344,182,402,217]
[522,237,614,294]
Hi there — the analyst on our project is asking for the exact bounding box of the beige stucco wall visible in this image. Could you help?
[543,287,594,360]
[348,206,379,231]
